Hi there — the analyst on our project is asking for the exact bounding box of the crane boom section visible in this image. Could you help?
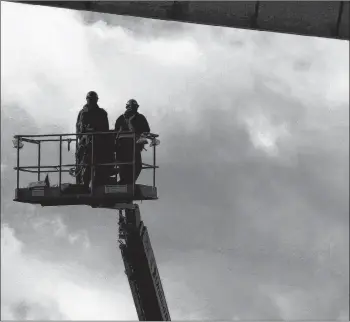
[119,205,171,321]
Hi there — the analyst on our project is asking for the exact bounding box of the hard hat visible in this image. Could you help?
[126,99,139,109]
[86,91,98,100]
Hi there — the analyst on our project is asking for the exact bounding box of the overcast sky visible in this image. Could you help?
[1,1,349,320]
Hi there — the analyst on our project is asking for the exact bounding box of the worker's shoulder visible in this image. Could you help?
[98,107,108,116]
[79,105,89,114]
[137,113,148,120]
[115,114,124,122]
[77,108,87,120]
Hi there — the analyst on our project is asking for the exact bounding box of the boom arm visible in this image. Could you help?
[118,205,171,321]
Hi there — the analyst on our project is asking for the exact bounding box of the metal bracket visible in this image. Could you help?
[92,202,138,210]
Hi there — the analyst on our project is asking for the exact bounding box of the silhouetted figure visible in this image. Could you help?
[76,91,112,187]
[114,99,150,185]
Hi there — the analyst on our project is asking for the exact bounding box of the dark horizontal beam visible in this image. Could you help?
[8,1,350,40]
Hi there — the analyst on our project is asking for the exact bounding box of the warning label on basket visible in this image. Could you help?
[105,185,128,194]
[32,188,45,197]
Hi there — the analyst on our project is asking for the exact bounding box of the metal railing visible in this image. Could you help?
[13,131,159,197]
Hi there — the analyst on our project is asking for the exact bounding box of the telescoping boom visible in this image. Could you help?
[118,204,171,321]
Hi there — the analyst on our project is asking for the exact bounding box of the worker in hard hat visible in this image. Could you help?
[114,99,150,185]
[75,91,113,188]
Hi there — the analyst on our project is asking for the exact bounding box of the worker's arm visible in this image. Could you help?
[129,114,150,134]
[131,114,150,152]
[76,110,82,132]
[114,115,124,131]
[101,109,110,131]
[139,114,151,133]
[76,110,84,140]
[114,115,125,155]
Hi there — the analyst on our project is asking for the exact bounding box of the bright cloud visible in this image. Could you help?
[1,224,136,320]
[242,112,291,156]
[1,2,204,132]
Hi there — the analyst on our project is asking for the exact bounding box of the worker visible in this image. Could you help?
[114,99,150,184]
[75,91,113,188]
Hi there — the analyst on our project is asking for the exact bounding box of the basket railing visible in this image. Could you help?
[13,131,159,197]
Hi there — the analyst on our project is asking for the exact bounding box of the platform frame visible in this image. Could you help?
[13,130,160,207]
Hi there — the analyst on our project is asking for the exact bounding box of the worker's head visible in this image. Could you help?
[86,91,99,106]
[126,99,139,113]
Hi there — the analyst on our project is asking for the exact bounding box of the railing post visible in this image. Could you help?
[132,132,136,197]
[153,141,156,189]
[38,142,41,181]
[16,137,20,190]
[59,135,62,189]
[90,132,94,195]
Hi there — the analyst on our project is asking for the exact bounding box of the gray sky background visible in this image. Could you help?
[1,1,349,320]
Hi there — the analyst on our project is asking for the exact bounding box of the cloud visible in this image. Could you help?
[31,216,90,249]
[1,1,348,320]
[1,2,204,132]
[1,224,136,320]
[1,223,208,320]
